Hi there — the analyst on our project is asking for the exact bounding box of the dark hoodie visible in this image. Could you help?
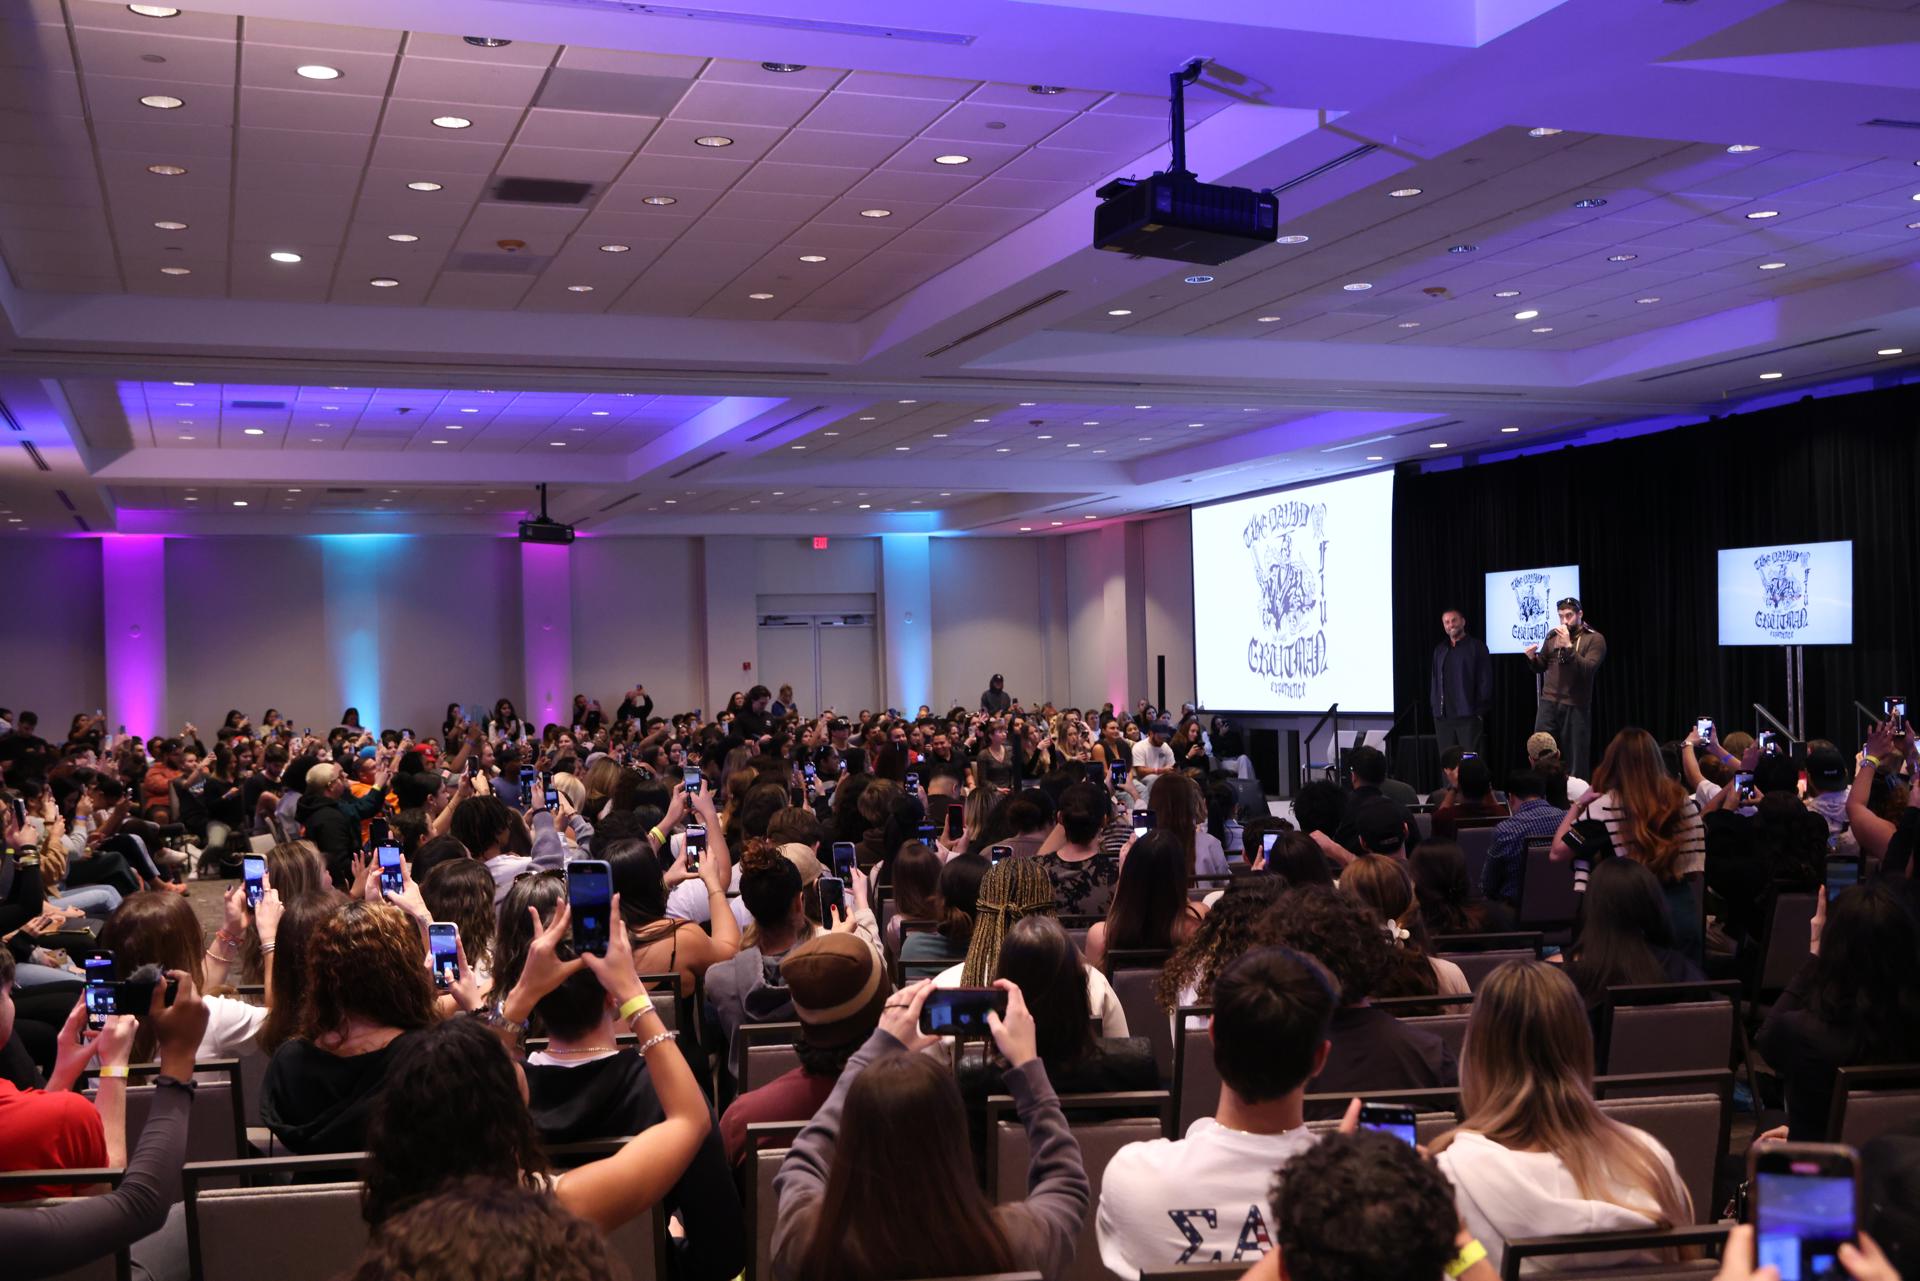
[295,784,389,887]
[704,946,798,1078]
[523,1052,745,1281]
[261,1032,421,1154]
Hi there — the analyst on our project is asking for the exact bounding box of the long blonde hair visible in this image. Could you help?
[1591,728,1691,882]
[1432,961,1691,1226]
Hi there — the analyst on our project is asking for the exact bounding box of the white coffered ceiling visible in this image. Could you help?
[2,0,1920,537]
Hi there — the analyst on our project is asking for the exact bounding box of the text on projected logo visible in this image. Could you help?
[1753,549,1812,640]
[1243,498,1328,701]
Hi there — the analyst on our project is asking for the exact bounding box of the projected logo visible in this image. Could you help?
[1510,572,1552,645]
[1242,498,1329,700]
[1753,549,1813,640]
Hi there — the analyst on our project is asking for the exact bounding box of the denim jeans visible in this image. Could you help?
[49,884,122,916]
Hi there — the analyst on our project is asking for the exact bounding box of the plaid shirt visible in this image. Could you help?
[1484,797,1564,905]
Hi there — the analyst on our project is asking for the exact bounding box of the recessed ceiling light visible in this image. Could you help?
[183,495,197,501]
[369,277,400,287]
[1106,308,1132,316]
[790,444,806,450]
[1134,404,1152,409]
[443,423,461,430]
[1759,371,1784,380]
[1745,210,1779,220]
[129,3,180,13]
[1513,309,1539,320]
[1501,426,1520,433]
[153,219,187,229]
[858,208,894,219]
[762,62,807,73]
[146,163,187,176]
[1082,420,1099,426]
[1277,234,1309,245]
[1018,401,1035,406]
[1397,321,1420,328]
[1342,282,1372,291]
[1037,434,1053,440]
[1726,144,1760,153]
[892,446,909,452]
[996,448,1011,453]
[591,410,610,416]
[159,266,191,275]
[464,36,512,47]
[1365,455,1383,461]
[1184,275,1214,284]
[1758,261,1787,270]
[140,94,184,110]
[1636,296,1661,304]
[432,439,449,445]
[641,195,677,206]
[386,233,418,242]
[694,135,734,147]
[1028,84,1066,95]
[1389,187,1421,198]
[406,181,442,192]
[1606,253,1637,262]
[1256,315,1281,323]
[431,115,473,130]
[1447,244,1476,254]
[242,427,264,436]
[1531,326,1554,333]
[1019,526,1031,531]
[268,250,302,263]
[295,64,342,80]
[459,408,477,413]
[1908,221,1920,230]
[178,435,193,441]
[172,380,193,385]
[549,441,566,447]
[1878,347,1904,356]
[232,500,248,507]
[1527,127,1563,137]
[1429,442,1448,449]
[1494,290,1521,298]
[566,284,595,292]
[933,154,970,165]
[1573,197,1607,208]
[595,244,633,255]
[748,292,774,300]
[1188,422,1204,427]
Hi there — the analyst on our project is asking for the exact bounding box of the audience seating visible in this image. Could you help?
[1402,1009,1472,1061]
[1592,1074,1732,1222]
[0,1167,129,1281]
[1515,837,1578,931]
[736,1021,804,1095]
[1171,1006,1218,1135]
[1752,891,1817,1001]
[742,1121,811,1281]
[85,1059,247,1163]
[1600,981,1741,1078]
[891,918,943,983]
[1103,951,1174,1079]
[1827,1062,1920,1148]
[1370,992,1476,1017]
[1496,1224,1729,1281]
[985,1091,1171,1281]
[1455,826,1498,886]
[1432,931,1543,991]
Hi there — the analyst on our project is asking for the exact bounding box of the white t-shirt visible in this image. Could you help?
[1132,739,1174,773]
[665,859,752,931]
[196,994,267,1061]
[1097,1118,1319,1279]
[931,961,1129,1038]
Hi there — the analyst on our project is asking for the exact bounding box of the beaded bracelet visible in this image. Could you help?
[636,1029,677,1055]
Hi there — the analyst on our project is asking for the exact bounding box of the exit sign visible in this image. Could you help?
[812,536,829,550]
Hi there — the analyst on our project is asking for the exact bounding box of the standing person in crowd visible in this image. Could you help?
[1432,608,1494,755]
[298,761,392,887]
[1525,597,1606,779]
[770,979,1088,1281]
[1098,946,1335,1279]
[1702,750,1827,948]
[980,675,1012,715]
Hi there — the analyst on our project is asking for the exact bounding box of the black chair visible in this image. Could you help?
[1751,890,1817,1002]
[737,1021,805,1096]
[1515,836,1577,931]
[1599,980,1742,1079]
[0,1167,129,1281]
[84,1058,248,1163]
[1172,1005,1218,1134]
[1592,1074,1732,1222]
[1455,825,1500,885]
[1827,1062,1920,1148]
[1371,991,1476,1017]
[1497,1223,1729,1281]
[1141,1267,1247,1281]
[1104,950,1174,1079]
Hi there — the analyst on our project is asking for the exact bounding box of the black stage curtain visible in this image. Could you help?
[1390,382,1920,780]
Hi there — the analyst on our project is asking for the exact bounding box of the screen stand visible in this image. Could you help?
[1784,645,1805,741]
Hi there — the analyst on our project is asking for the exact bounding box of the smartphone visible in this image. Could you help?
[916,823,938,845]
[1132,809,1155,839]
[428,921,460,988]
[817,874,846,923]
[368,817,390,847]
[1460,752,1478,761]
[1109,761,1128,787]
[1751,1142,1858,1281]
[376,844,404,894]
[1084,762,1104,784]
[919,986,1008,1037]
[1695,716,1714,744]
[564,859,612,957]
[243,854,266,908]
[543,786,560,814]
[944,805,964,841]
[466,756,481,777]
[804,762,817,780]
[1885,696,1907,723]
[83,955,116,1032]
[1262,831,1280,859]
[1759,730,1781,755]
[905,771,920,792]
[684,823,705,875]
[519,766,537,807]
[1736,772,1757,803]
[1358,1101,1418,1146]
[990,843,1014,863]
[831,841,857,881]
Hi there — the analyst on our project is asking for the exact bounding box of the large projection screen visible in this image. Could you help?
[1484,564,1582,655]
[1191,468,1396,713]
[1717,539,1853,645]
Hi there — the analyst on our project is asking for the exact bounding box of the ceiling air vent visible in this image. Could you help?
[1864,118,1920,131]
[21,441,49,471]
[492,177,595,205]
[668,451,725,479]
[445,252,550,275]
[324,487,368,495]
[229,399,286,410]
[924,290,1070,358]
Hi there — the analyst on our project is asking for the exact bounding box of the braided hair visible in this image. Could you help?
[960,858,1056,987]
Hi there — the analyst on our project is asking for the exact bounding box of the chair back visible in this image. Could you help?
[186,1157,366,1281]
[1828,1063,1920,1148]
[89,1059,247,1162]
[1172,1006,1219,1134]
[735,1021,804,1095]
[1105,958,1173,1080]
[986,1093,1169,1281]
[1455,826,1499,885]
[1601,982,1740,1078]
[1754,892,1817,998]
[743,1121,809,1281]
[636,970,684,1041]
[1594,1090,1728,1223]
[1440,949,1534,991]
[0,1168,129,1281]
[1497,1225,1730,1281]
[1306,1110,1459,1148]
[1402,1011,1472,1061]
[1516,837,1577,928]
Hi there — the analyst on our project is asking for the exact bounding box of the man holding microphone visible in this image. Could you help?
[1525,597,1606,778]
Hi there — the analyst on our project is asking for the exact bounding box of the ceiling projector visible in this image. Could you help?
[1093,59,1278,266]
[518,484,575,544]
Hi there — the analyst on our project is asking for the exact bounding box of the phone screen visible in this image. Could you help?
[944,806,964,841]
[83,955,116,1032]
[1084,762,1104,784]
[684,824,705,874]
[519,767,537,808]
[1109,762,1127,786]
[831,841,857,881]
[1359,1102,1418,1146]
[1886,697,1908,722]
[544,786,560,813]
[1262,831,1280,857]
[1736,772,1756,802]
[905,772,919,791]
[683,767,701,795]
[1755,1168,1855,1281]
[804,762,817,779]
[428,922,460,988]
[1132,809,1154,839]
[817,874,846,922]
[1760,730,1781,755]
[916,824,938,845]
[377,844,404,894]
[1695,717,1714,743]
[990,844,1013,863]
[919,986,1007,1036]
[243,855,267,908]
[567,860,613,958]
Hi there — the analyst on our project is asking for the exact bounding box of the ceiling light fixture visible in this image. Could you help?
[1726,144,1760,153]
[762,62,807,72]
[1607,253,1637,261]
[566,284,594,292]
[406,180,442,191]
[933,154,970,165]
[798,254,827,263]
[1501,426,1520,433]
[1277,234,1309,244]
[1428,442,1448,449]
[693,135,734,147]
[172,381,193,386]
[1365,455,1383,461]
[153,219,187,230]
[1389,187,1421,198]
[386,233,418,242]
[295,64,341,80]
[129,3,180,14]
[598,243,631,253]
[1745,210,1779,220]
[232,500,248,507]
[1573,197,1607,208]
[1759,371,1784,380]
[464,36,512,47]
[1531,326,1554,333]
[1342,282,1372,291]
[431,115,473,129]
[146,163,187,175]
[432,439,448,445]
[859,208,892,218]
[1494,290,1521,298]
[1527,127,1563,137]
[1447,244,1476,254]
[1879,347,1904,356]
[748,292,774,300]
[1758,261,1787,270]
[1397,321,1420,328]
[1018,401,1035,406]
[159,266,191,275]
[641,195,677,206]
[369,277,400,287]
[1106,308,1132,316]
[140,94,184,109]
[243,427,264,436]
[1256,315,1281,323]
[1513,309,1539,320]
[898,399,917,404]
[268,250,302,263]
[1636,296,1661,303]
[1184,274,1214,284]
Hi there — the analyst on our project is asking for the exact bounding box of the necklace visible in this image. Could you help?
[545,1044,617,1057]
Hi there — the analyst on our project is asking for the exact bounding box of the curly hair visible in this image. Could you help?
[1271,1130,1458,1281]
[1256,884,1391,1005]
[1155,875,1284,1011]
[1338,855,1438,998]
[349,1177,617,1281]
[361,1018,551,1226]
[960,857,1056,987]
[299,900,435,1041]
[738,837,805,948]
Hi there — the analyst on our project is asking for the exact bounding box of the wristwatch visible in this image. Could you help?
[153,1075,197,1093]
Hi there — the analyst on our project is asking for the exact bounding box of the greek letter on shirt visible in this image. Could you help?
[1167,1205,1273,1264]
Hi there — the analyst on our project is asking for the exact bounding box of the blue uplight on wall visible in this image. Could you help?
[316,534,408,733]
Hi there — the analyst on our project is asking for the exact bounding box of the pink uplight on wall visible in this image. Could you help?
[101,535,167,740]
[520,541,572,730]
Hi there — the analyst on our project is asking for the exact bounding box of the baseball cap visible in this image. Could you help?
[782,933,891,1050]
[1526,732,1559,762]
[1352,797,1406,855]
[778,841,822,886]
[1805,747,1848,790]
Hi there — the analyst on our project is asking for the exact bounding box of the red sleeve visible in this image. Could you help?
[52,1093,106,1169]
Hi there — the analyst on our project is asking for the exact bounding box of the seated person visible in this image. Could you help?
[1257,885,1457,1114]
[1703,753,1826,948]
[1097,946,1335,1279]
[719,933,888,1167]
[943,858,1128,1035]
[344,1178,619,1281]
[898,853,986,981]
[1482,770,1563,907]
[1035,783,1121,917]
[1431,758,1509,839]
[0,951,132,1200]
[1243,1129,1464,1281]
[1559,857,1703,1029]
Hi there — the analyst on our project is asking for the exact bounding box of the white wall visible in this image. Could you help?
[572,536,704,720]
[1142,513,1196,709]
[930,537,1048,713]
[0,538,103,727]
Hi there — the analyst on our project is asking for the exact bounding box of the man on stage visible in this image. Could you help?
[1524,596,1606,778]
[1430,608,1492,755]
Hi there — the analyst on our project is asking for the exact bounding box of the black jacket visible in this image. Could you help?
[1430,634,1494,719]
[296,786,389,886]
[261,1032,421,1154]
[523,1051,745,1281]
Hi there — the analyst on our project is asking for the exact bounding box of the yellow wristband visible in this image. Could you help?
[1862,755,1882,770]
[99,1066,129,1079]
[1446,1240,1487,1279]
[616,993,653,1022]
[647,826,666,846]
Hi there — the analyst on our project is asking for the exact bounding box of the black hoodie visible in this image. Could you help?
[261,1032,421,1154]
[523,1051,744,1281]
